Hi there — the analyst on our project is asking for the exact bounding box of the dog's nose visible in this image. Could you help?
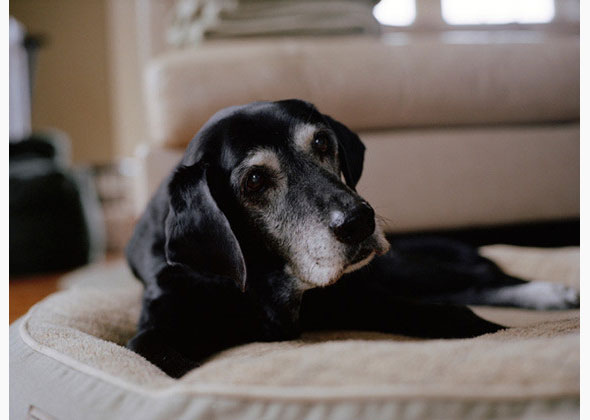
[330,202,376,244]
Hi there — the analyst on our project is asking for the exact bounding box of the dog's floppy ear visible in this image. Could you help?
[164,163,247,291]
[324,115,366,189]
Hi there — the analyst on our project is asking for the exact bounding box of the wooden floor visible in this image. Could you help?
[9,270,65,324]
[9,253,123,324]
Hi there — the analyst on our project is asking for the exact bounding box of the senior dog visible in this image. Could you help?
[126,99,579,378]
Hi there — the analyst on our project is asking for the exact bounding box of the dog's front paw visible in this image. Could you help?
[127,329,199,378]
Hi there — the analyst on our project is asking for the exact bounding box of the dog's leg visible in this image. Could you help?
[428,281,580,310]
[300,283,504,339]
[371,237,579,310]
[128,274,267,378]
[127,328,199,378]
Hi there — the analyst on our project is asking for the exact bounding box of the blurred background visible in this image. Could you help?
[9,0,579,321]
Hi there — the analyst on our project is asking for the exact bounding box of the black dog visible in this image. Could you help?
[126,99,579,378]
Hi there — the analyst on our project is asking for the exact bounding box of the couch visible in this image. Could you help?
[136,1,579,233]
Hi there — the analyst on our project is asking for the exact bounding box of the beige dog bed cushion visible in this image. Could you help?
[10,245,580,420]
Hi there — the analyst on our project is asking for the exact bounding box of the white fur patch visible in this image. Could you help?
[481,282,579,310]
[230,148,283,191]
[372,220,391,256]
[287,214,390,288]
[285,219,347,289]
[343,251,376,274]
[291,122,340,173]
[292,123,317,152]
[241,149,281,171]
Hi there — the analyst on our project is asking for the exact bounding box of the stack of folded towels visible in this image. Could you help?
[167,0,381,46]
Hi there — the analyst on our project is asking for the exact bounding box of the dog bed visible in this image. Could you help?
[10,245,579,420]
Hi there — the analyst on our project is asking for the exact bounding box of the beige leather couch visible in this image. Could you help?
[138,3,579,233]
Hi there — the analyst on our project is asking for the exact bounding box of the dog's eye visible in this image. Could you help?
[245,171,266,193]
[312,132,330,155]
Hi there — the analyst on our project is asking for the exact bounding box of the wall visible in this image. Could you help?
[105,0,147,159]
[10,0,145,164]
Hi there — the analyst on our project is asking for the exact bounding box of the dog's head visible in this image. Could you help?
[164,100,390,291]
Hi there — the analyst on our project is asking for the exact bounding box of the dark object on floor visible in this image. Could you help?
[387,219,580,249]
[10,131,104,275]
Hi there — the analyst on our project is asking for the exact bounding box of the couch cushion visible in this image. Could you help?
[10,246,579,420]
[356,123,579,231]
[145,34,579,148]
[139,123,580,231]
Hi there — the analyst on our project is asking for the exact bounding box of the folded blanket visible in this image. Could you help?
[167,0,381,46]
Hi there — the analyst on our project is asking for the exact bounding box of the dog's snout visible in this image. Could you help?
[330,202,375,244]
